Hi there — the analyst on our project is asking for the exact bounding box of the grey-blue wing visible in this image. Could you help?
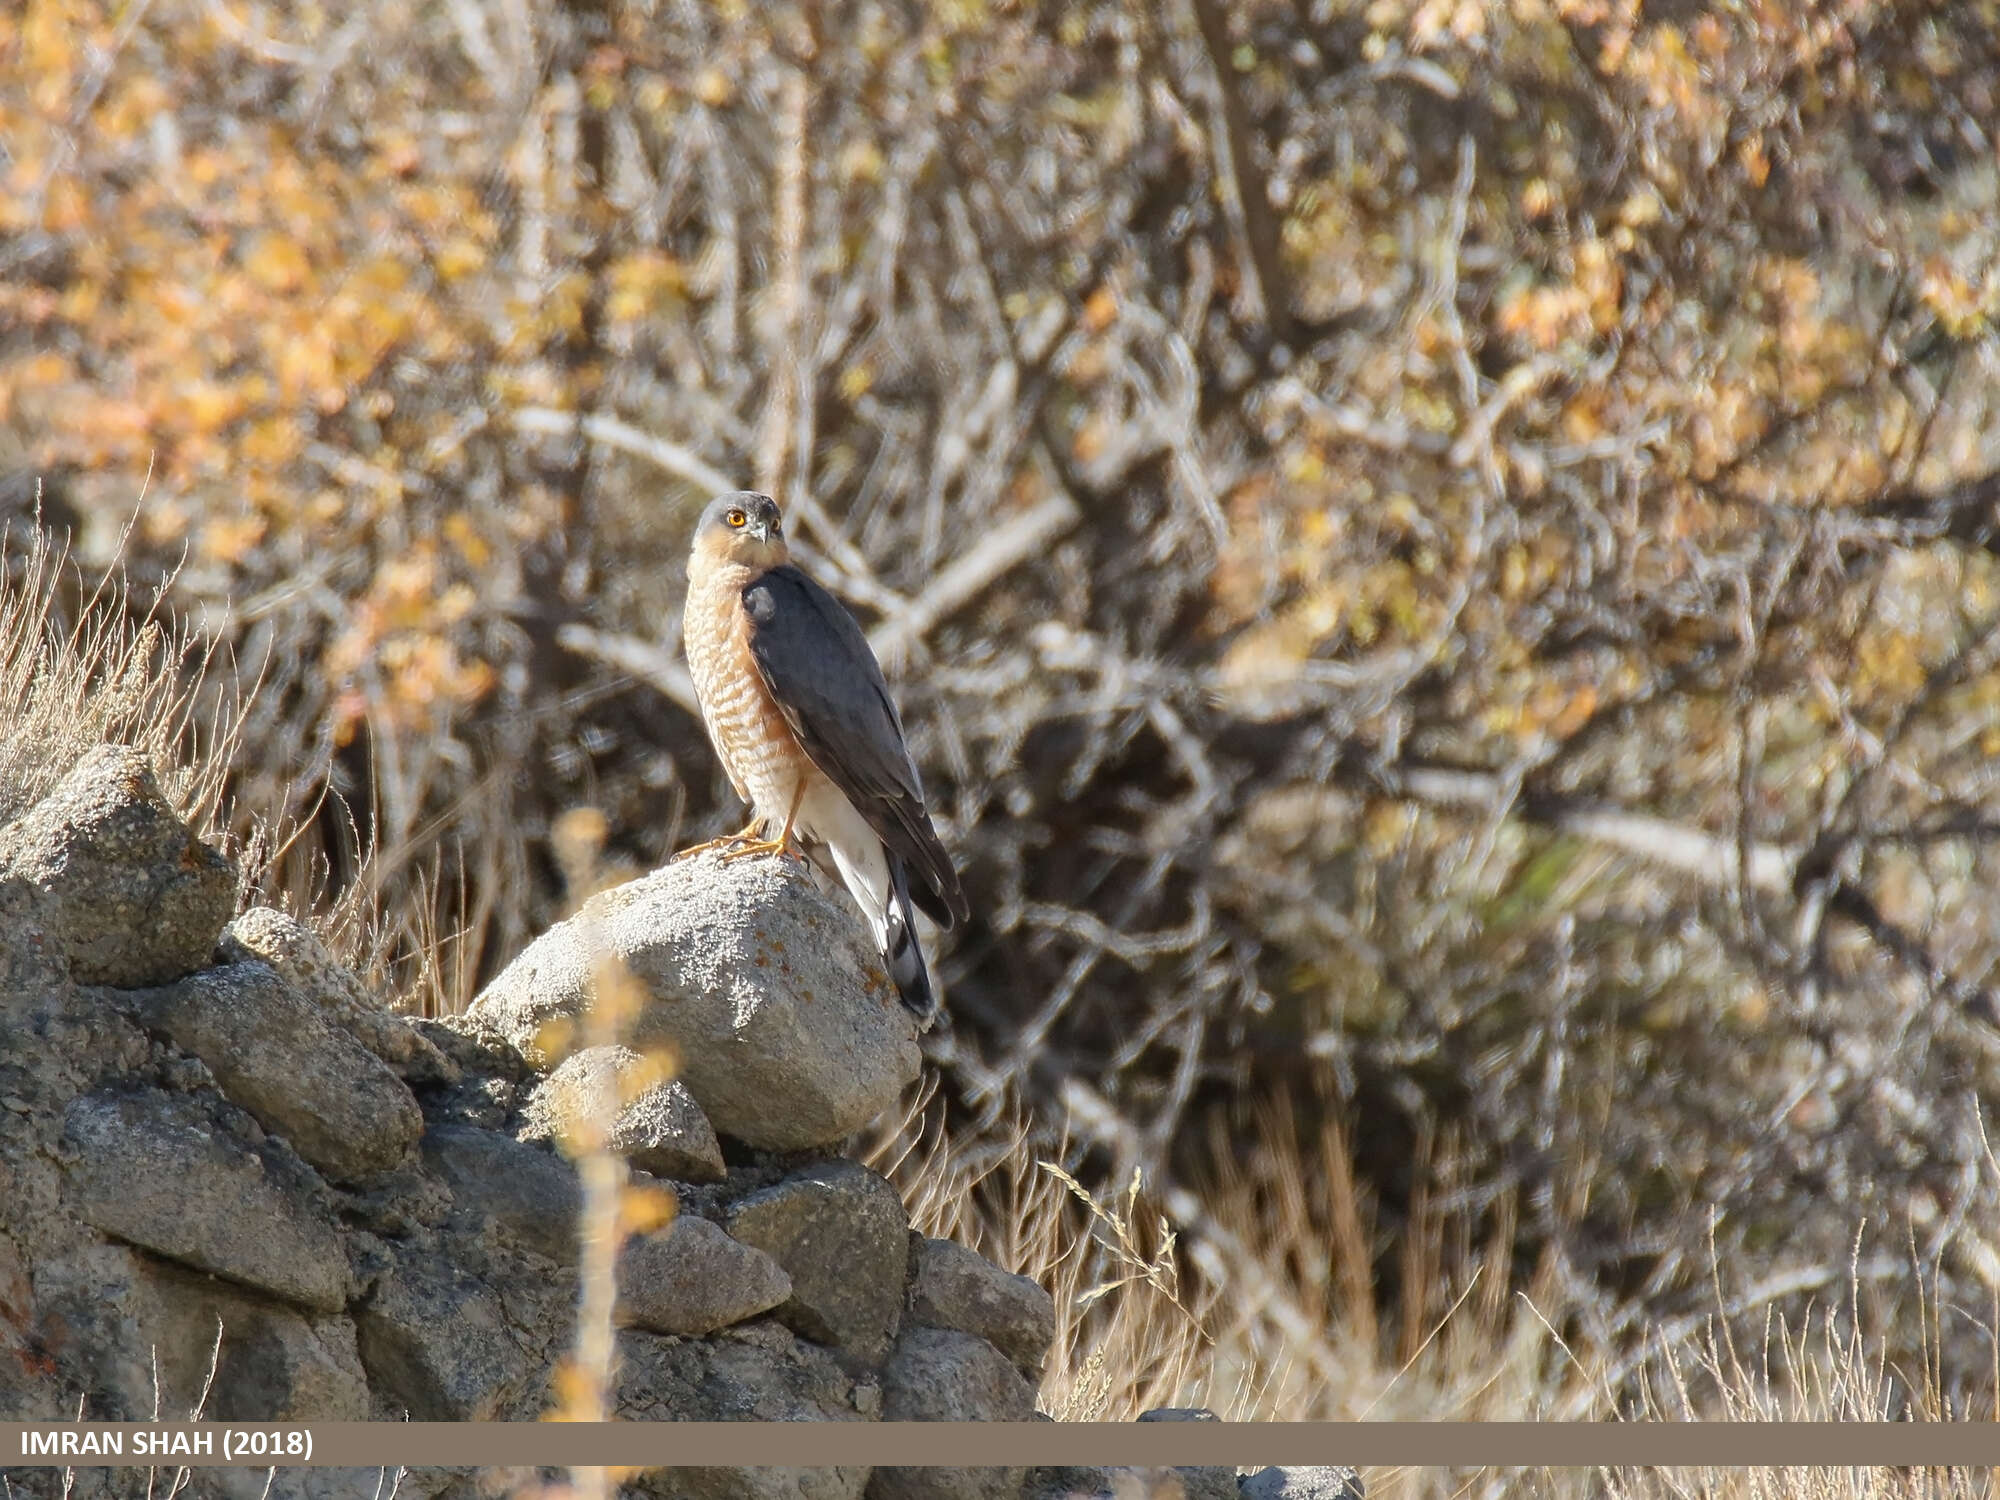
[742,565,969,928]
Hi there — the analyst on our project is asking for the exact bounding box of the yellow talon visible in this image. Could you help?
[718,834,803,864]
[672,822,761,861]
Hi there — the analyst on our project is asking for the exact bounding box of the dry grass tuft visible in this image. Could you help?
[0,526,240,836]
[873,1081,1995,1500]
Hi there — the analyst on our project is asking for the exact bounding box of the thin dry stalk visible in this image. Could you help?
[540,808,677,1500]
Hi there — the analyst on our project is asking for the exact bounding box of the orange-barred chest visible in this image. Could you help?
[684,569,815,820]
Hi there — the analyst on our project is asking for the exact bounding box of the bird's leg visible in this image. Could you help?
[673,818,763,860]
[720,784,808,863]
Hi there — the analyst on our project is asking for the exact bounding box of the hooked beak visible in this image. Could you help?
[751,520,773,542]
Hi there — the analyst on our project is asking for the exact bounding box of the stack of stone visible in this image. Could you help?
[0,747,1352,1500]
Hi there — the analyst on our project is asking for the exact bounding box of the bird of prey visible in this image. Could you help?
[680,491,969,1024]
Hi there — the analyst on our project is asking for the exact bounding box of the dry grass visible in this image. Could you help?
[0,521,239,836]
[870,1074,1995,1500]
[1604,1474,1993,1500]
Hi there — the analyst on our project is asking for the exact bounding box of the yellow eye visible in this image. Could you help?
[725,509,747,528]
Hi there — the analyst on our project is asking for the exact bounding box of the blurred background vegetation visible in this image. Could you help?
[5,0,2000,1434]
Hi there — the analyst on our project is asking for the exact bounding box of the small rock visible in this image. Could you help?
[618,1324,873,1499]
[131,961,423,1183]
[1022,1468,1115,1500]
[1134,1410,1233,1500]
[630,1469,869,1500]
[0,872,68,997]
[0,746,235,987]
[522,1044,725,1182]
[1170,1470,1238,1500]
[357,1256,534,1420]
[725,1159,908,1363]
[60,1089,349,1313]
[466,853,920,1149]
[134,1258,370,1421]
[220,908,456,1083]
[411,1019,529,1131]
[909,1236,1056,1374]
[24,1242,157,1419]
[421,1124,581,1265]
[1240,1470,1364,1500]
[867,1327,1035,1500]
[619,1214,792,1336]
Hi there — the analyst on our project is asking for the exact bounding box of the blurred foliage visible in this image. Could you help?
[7,0,2000,1398]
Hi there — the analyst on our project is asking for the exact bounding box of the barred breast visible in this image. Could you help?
[683,564,814,826]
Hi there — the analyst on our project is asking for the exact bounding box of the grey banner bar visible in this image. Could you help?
[5,1423,2000,1468]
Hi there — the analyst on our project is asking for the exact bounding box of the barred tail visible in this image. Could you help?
[884,856,940,1028]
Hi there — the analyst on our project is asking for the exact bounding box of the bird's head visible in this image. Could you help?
[692,491,788,569]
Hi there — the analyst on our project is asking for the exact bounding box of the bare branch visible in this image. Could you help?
[1185,0,1293,343]
[869,491,1083,667]
[556,622,699,715]
[511,408,735,496]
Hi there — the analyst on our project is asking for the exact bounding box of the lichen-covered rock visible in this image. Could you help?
[464,852,919,1149]
[620,1316,879,1423]
[356,1255,537,1420]
[1240,1470,1364,1500]
[619,1214,792,1336]
[619,1321,874,1500]
[866,1327,1036,1500]
[1021,1468,1115,1500]
[909,1235,1056,1375]
[725,1159,909,1363]
[0,747,235,987]
[408,1017,535,1131]
[632,1474,868,1500]
[60,1088,349,1313]
[21,1241,157,1420]
[128,960,423,1183]
[1133,1408,1234,1500]
[220,907,456,1083]
[0,872,68,1000]
[522,1043,725,1182]
[134,1257,370,1421]
[420,1123,582,1266]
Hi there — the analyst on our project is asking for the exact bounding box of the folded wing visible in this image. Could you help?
[740,565,969,929]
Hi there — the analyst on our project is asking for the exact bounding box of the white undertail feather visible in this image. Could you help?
[800,781,893,951]
[798,779,937,1021]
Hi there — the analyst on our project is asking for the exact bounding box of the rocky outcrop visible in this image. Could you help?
[618,1215,793,1336]
[128,959,424,1182]
[870,1327,1038,1500]
[726,1159,911,1364]
[522,1043,726,1182]
[1240,1470,1365,1500]
[464,852,921,1149]
[909,1235,1058,1376]
[0,747,1355,1500]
